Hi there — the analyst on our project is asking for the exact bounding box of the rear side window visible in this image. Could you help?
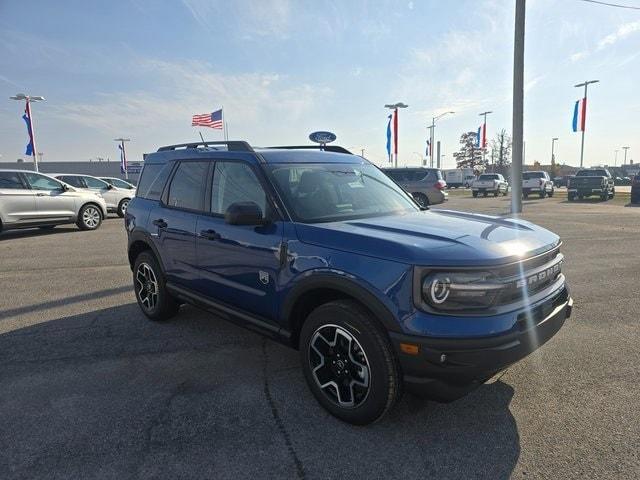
[137,163,173,200]
[0,171,25,189]
[83,176,109,188]
[167,161,208,210]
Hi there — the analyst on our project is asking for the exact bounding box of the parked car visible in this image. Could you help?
[100,177,137,191]
[52,174,134,217]
[125,141,572,425]
[522,171,554,199]
[567,168,615,201]
[0,169,107,233]
[471,173,509,197]
[382,167,447,207]
[631,174,640,204]
[442,168,475,188]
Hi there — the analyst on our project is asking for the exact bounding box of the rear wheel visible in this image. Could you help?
[539,190,546,199]
[523,193,529,199]
[412,192,429,208]
[472,191,478,198]
[299,300,401,425]
[133,251,178,321]
[76,204,102,231]
[548,188,554,198]
[568,192,575,201]
[117,198,130,218]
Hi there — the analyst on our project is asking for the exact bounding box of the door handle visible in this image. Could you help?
[153,218,168,229]
[200,229,221,241]
[36,192,46,196]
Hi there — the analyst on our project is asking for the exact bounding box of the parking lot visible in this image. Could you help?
[1,196,638,479]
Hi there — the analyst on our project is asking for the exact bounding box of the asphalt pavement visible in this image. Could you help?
[1,196,639,480]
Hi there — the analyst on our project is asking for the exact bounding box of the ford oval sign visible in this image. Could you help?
[309,131,337,144]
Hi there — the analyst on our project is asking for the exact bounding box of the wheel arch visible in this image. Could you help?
[127,230,165,272]
[79,201,106,219]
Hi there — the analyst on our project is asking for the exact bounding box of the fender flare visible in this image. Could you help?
[127,229,166,272]
[280,273,402,334]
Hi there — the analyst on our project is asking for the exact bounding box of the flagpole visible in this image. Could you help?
[221,106,227,141]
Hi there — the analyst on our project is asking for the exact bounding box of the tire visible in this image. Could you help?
[133,251,179,321]
[539,190,546,199]
[493,190,499,197]
[600,192,608,201]
[610,189,615,199]
[472,191,478,198]
[568,193,575,201]
[548,188,554,198]
[523,193,529,200]
[299,300,401,425]
[483,191,488,197]
[412,192,429,208]
[76,203,103,230]
[117,198,130,218]
[578,194,584,200]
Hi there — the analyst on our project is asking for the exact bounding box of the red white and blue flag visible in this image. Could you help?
[426,139,431,157]
[386,111,399,163]
[192,109,223,129]
[572,98,586,132]
[476,123,487,148]
[22,103,35,156]
[118,142,127,174]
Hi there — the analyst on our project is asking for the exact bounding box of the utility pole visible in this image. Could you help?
[574,80,599,168]
[614,149,619,167]
[511,0,525,214]
[10,93,45,172]
[622,146,630,166]
[479,111,492,167]
[114,138,131,180]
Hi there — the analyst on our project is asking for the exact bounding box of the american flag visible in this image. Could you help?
[192,109,223,129]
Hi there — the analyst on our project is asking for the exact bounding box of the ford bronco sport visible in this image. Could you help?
[125,141,572,425]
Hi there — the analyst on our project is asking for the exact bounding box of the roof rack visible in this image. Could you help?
[157,141,254,152]
[264,145,353,155]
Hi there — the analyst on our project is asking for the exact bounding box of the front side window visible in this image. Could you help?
[211,161,267,216]
[137,163,173,200]
[269,163,419,223]
[23,172,63,191]
[166,161,208,210]
[59,176,85,188]
[83,176,109,189]
[0,172,25,189]
[106,178,134,189]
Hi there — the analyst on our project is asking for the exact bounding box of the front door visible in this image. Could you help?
[22,172,76,221]
[82,176,118,210]
[149,160,209,291]
[0,171,37,226]
[196,160,283,321]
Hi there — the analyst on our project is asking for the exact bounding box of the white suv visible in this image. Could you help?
[0,169,108,233]
[53,174,134,217]
[522,171,554,199]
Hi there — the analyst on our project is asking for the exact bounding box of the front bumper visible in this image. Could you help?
[390,288,572,402]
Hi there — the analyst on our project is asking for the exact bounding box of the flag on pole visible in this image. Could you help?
[118,143,127,174]
[476,123,487,148]
[426,139,431,157]
[386,114,392,162]
[393,108,398,159]
[572,98,586,132]
[22,104,35,156]
[192,109,223,129]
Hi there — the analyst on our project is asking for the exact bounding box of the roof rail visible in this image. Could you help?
[264,145,353,155]
[157,141,254,152]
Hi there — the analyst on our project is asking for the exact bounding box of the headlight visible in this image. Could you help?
[421,271,506,311]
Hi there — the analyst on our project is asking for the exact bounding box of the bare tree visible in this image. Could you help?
[489,129,512,176]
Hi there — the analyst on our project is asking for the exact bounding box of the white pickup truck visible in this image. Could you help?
[522,171,554,199]
[471,173,509,197]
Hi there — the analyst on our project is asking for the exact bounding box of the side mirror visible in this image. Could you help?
[107,184,114,190]
[61,184,69,191]
[225,202,265,225]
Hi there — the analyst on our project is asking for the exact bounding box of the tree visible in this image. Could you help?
[454,132,485,171]
[489,129,512,176]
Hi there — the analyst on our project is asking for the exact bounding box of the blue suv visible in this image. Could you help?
[125,141,572,425]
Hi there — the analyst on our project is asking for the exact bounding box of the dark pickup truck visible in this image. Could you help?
[568,168,615,201]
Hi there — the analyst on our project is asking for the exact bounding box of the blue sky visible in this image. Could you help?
[0,0,638,168]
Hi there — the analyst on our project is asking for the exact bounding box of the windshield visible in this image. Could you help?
[479,174,498,180]
[523,172,544,179]
[268,163,419,223]
[577,170,607,177]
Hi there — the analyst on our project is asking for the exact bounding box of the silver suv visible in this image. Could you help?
[53,174,134,217]
[0,169,108,233]
[382,167,448,207]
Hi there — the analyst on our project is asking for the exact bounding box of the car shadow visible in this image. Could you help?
[0,304,520,479]
[624,202,640,208]
[0,226,78,240]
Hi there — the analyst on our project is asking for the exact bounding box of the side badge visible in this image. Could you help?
[259,271,269,285]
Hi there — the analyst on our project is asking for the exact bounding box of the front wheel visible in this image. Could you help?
[76,204,103,230]
[472,191,478,198]
[299,300,401,425]
[117,198,130,218]
[133,251,179,321]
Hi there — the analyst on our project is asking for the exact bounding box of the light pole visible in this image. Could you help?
[574,80,599,168]
[10,93,45,172]
[430,111,454,168]
[551,137,558,165]
[622,146,630,166]
[478,111,492,167]
[614,149,619,167]
[511,0,525,214]
[114,138,131,179]
[384,102,408,168]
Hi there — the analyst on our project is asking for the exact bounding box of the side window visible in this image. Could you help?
[23,172,63,191]
[60,176,85,188]
[166,161,208,210]
[211,161,266,216]
[0,172,25,189]
[83,176,109,189]
[137,163,173,200]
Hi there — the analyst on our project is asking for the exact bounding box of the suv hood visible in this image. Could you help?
[294,209,560,267]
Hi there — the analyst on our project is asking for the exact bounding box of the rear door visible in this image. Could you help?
[148,160,209,291]
[0,171,37,225]
[195,159,284,321]
[22,172,76,221]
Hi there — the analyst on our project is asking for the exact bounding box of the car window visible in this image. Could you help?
[137,163,173,200]
[59,175,86,188]
[576,170,607,177]
[211,161,267,216]
[83,176,109,189]
[108,178,134,189]
[166,161,208,210]
[23,172,64,191]
[479,174,498,180]
[523,172,544,179]
[0,171,25,189]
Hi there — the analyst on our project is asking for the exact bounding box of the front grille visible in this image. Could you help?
[516,287,569,331]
